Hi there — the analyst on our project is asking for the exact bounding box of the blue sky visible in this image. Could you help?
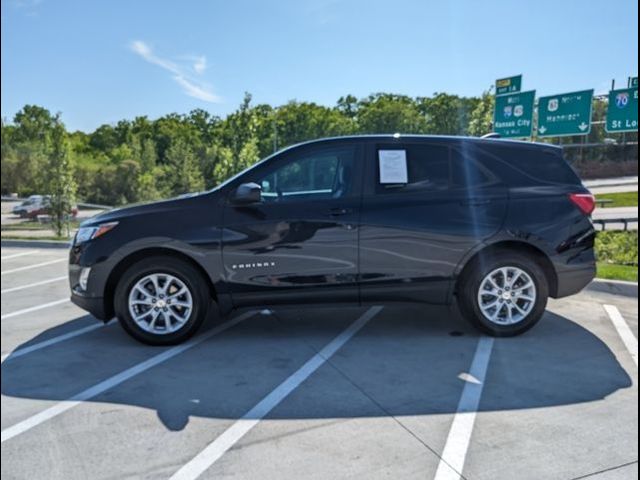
[2,0,638,132]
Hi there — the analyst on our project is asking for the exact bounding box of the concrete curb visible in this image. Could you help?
[587,278,638,298]
[1,239,71,249]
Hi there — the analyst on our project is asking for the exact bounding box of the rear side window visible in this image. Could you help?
[450,148,496,188]
[480,145,581,186]
[376,144,450,193]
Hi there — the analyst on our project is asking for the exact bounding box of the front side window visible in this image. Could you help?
[257,146,355,202]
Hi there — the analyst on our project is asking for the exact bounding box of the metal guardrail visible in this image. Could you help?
[595,199,614,208]
[1,196,112,210]
[593,217,638,231]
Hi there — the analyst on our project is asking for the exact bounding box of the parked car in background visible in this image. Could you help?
[69,135,597,345]
[12,195,49,218]
[12,195,78,219]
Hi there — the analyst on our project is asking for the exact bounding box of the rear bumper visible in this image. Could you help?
[554,264,597,298]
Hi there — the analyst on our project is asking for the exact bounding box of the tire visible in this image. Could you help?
[114,256,211,345]
[457,251,549,337]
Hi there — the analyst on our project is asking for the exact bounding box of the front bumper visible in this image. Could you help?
[69,251,113,321]
[70,290,110,321]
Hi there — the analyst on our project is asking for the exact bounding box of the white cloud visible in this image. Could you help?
[173,75,219,103]
[129,40,219,103]
[193,56,207,74]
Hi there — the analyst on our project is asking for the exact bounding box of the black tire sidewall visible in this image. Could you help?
[459,253,549,337]
[114,257,210,345]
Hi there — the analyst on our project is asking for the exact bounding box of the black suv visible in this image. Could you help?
[69,135,596,345]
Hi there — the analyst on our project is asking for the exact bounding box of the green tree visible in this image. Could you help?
[336,95,359,119]
[140,138,158,172]
[46,119,77,237]
[419,93,476,135]
[12,105,56,143]
[164,139,205,195]
[468,89,495,137]
[356,93,427,133]
[211,138,260,187]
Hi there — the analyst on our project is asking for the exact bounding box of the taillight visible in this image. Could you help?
[569,193,596,215]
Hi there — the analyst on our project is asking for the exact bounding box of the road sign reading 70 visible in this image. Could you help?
[606,87,638,133]
[537,90,594,137]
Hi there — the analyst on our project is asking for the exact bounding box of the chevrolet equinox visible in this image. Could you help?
[69,135,597,345]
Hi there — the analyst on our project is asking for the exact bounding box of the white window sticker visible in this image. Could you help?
[378,150,408,184]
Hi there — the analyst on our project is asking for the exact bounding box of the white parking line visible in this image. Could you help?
[170,306,383,480]
[1,298,70,320]
[1,275,68,294]
[1,321,113,363]
[603,305,638,367]
[0,311,256,444]
[0,250,38,260]
[1,258,66,276]
[434,337,494,480]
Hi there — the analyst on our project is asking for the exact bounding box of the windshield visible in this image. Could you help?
[208,145,299,192]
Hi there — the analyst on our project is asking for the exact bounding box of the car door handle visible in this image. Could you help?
[328,208,352,217]
[460,198,491,206]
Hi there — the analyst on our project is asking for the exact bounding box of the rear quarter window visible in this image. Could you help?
[478,145,582,186]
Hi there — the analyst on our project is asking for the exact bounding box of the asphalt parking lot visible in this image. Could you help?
[1,245,638,480]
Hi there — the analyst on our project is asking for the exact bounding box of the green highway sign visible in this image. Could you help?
[493,90,535,138]
[537,89,594,137]
[606,87,638,133]
[496,75,522,96]
[629,76,638,88]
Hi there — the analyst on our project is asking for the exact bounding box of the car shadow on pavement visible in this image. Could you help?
[1,307,633,432]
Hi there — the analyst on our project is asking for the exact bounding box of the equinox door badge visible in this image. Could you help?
[232,262,276,269]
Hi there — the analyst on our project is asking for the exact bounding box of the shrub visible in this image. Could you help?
[595,231,638,266]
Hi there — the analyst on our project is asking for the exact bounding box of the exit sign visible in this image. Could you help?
[496,75,522,96]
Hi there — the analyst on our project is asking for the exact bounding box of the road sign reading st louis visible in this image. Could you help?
[493,90,535,138]
[537,89,594,137]
[606,87,638,133]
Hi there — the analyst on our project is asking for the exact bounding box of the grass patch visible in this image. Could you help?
[595,230,638,281]
[595,191,638,208]
[1,220,80,231]
[0,234,71,242]
[597,263,638,282]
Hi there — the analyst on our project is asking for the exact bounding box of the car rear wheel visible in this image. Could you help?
[114,256,211,345]
[458,252,549,337]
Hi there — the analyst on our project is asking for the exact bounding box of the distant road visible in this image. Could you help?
[585,176,638,195]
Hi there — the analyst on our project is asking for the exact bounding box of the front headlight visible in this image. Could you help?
[75,222,119,245]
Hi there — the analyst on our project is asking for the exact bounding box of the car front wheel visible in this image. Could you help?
[114,256,211,345]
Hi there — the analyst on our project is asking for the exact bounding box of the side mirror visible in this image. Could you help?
[231,182,262,205]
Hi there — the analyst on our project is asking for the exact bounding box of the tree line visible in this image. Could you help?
[1,90,634,209]
[1,91,494,207]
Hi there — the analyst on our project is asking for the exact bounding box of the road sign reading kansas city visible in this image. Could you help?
[493,90,535,138]
[537,89,594,137]
[496,75,522,96]
[606,87,638,133]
